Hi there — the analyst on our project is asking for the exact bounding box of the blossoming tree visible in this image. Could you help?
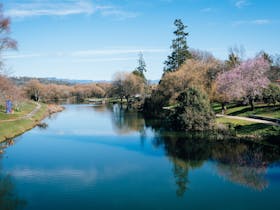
[216,57,270,111]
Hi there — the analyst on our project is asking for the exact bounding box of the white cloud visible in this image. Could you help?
[235,0,250,9]
[5,0,139,20]
[233,19,271,26]
[200,7,213,13]
[71,49,168,57]
[4,48,168,60]
[6,0,95,18]
[100,9,139,20]
[252,19,270,25]
[72,57,137,63]
[4,53,43,59]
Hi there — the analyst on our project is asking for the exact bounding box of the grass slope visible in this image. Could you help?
[214,103,280,139]
[0,102,48,142]
[216,117,280,138]
[213,103,280,119]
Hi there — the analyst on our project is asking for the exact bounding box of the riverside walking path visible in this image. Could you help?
[216,114,280,126]
[0,102,41,122]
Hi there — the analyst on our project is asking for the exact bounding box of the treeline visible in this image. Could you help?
[0,51,150,106]
[24,79,111,102]
[0,70,148,105]
[143,19,280,132]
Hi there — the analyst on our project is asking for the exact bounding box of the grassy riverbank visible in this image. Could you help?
[216,117,280,139]
[213,103,280,118]
[0,101,63,142]
[214,103,280,139]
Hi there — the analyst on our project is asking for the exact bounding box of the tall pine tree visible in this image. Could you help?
[133,52,147,81]
[164,19,191,72]
[136,52,147,74]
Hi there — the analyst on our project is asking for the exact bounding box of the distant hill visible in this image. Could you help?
[9,76,109,85]
[9,76,159,86]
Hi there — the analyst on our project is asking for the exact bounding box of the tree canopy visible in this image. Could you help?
[171,87,214,131]
[216,57,270,110]
[164,19,191,73]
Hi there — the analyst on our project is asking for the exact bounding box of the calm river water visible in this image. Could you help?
[1,104,280,210]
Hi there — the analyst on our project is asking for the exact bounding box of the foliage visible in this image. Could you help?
[134,52,147,80]
[0,4,19,108]
[170,87,215,131]
[144,57,221,118]
[143,90,167,118]
[110,72,145,102]
[22,79,109,102]
[158,58,221,106]
[24,79,43,101]
[0,4,17,70]
[225,46,245,69]
[72,83,106,102]
[262,83,280,105]
[164,19,191,72]
[0,76,23,108]
[190,49,216,62]
[257,51,273,65]
[216,57,270,110]
[225,52,240,69]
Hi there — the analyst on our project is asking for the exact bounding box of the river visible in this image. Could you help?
[1,104,280,210]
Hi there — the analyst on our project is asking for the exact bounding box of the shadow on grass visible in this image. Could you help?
[229,105,280,116]
[236,123,280,136]
[229,107,252,116]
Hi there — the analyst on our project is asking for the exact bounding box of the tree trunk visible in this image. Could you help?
[221,102,227,115]
[249,98,254,111]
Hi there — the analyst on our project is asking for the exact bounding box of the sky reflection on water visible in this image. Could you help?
[0,104,280,210]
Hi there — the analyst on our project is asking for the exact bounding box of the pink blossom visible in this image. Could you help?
[216,57,270,102]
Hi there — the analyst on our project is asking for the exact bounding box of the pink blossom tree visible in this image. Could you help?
[216,57,270,111]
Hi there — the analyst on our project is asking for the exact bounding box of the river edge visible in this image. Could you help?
[0,103,65,143]
[1,102,279,144]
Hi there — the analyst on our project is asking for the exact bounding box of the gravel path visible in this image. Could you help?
[0,102,41,122]
[24,102,41,119]
[216,114,280,126]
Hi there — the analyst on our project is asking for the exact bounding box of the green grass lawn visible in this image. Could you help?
[213,103,280,119]
[0,101,37,121]
[216,117,254,126]
[216,116,280,139]
[214,102,280,138]
[0,102,47,142]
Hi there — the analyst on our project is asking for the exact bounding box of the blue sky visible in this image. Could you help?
[1,0,280,80]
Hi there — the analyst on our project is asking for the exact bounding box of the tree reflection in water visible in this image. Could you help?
[109,105,280,196]
[0,140,26,210]
[111,104,146,137]
[153,130,280,195]
[213,141,275,191]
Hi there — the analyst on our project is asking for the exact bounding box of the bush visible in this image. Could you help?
[262,83,280,105]
[170,87,215,131]
[143,91,167,118]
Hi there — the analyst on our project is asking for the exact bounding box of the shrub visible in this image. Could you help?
[262,83,280,105]
[170,87,215,131]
